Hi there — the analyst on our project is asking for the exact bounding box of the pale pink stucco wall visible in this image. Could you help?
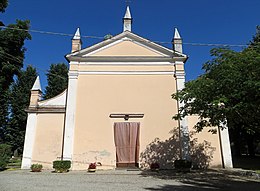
[28,37,223,170]
[72,74,178,170]
[187,115,223,168]
[91,40,163,56]
[31,113,64,169]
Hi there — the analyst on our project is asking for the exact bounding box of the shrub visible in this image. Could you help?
[174,159,192,172]
[150,162,160,171]
[53,160,71,173]
[0,144,12,170]
[31,163,43,172]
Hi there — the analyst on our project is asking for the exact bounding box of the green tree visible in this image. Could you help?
[4,66,37,154]
[0,10,31,142]
[0,0,8,13]
[0,0,8,26]
[44,63,68,99]
[0,144,12,169]
[173,27,260,156]
[249,26,260,50]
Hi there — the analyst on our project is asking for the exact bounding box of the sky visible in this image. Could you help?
[1,0,260,91]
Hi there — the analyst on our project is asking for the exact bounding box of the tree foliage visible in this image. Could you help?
[0,20,31,89]
[4,66,37,153]
[44,63,68,99]
[0,1,31,144]
[0,0,8,26]
[173,27,260,155]
[0,143,12,169]
[0,0,8,13]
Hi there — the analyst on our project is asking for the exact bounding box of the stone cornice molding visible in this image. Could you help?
[26,106,65,113]
[68,71,79,79]
[67,56,187,63]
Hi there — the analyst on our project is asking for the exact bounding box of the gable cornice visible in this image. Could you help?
[66,31,188,62]
[66,56,187,63]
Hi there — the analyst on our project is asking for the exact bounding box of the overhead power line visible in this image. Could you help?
[0,26,249,48]
[0,51,67,81]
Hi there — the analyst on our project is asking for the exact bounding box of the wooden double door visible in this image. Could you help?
[114,122,140,168]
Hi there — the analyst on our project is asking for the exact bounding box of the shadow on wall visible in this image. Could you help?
[140,128,216,169]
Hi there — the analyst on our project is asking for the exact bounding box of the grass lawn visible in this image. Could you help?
[232,155,260,171]
[6,158,22,169]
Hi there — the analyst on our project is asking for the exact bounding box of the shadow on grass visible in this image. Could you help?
[233,155,260,170]
[142,169,260,191]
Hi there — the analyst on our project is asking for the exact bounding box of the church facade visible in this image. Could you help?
[21,7,233,170]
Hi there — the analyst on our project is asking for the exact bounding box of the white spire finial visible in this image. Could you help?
[124,6,131,19]
[174,28,181,39]
[72,27,82,52]
[31,76,42,91]
[73,28,81,40]
[123,6,132,32]
[173,28,183,53]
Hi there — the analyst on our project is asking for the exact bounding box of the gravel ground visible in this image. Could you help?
[0,169,259,191]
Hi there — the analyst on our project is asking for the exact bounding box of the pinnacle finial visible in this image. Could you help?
[174,28,181,39]
[173,28,183,53]
[72,27,82,52]
[123,6,132,32]
[73,28,81,40]
[31,76,42,91]
[124,6,131,19]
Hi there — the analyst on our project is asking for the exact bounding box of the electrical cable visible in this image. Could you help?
[0,26,251,48]
[0,51,67,80]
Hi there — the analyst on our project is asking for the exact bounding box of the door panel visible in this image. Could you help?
[114,122,140,167]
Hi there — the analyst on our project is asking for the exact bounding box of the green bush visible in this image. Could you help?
[53,160,71,173]
[174,159,192,172]
[0,144,12,170]
[31,163,43,172]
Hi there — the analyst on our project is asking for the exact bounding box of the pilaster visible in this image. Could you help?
[219,122,233,168]
[63,70,79,163]
[175,61,190,160]
[21,113,37,169]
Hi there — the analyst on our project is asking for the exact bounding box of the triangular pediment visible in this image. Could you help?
[66,31,187,62]
[89,40,165,57]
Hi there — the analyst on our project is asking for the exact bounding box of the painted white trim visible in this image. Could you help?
[68,71,79,78]
[66,31,187,59]
[175,72,185,78]
[73,31,174,56]
[38,90,67,107]
[176,76,190,160]
[85,39,124,56]
[21,113,37,169]
[219,124,233,168]
[69,61,79,65]
[84,37,168,57]
[67,56,181,63]
[70,62,174,66]
[63,73,78,162]
[77,71,175,75]
[130,39,169,57]
[176,76,185,90]
[175,62,190,160]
